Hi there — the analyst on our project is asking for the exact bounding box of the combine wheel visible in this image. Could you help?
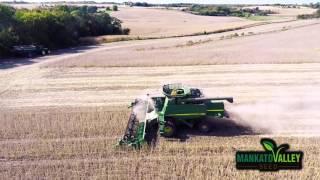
[163,121,176,138]
[27,52,33,58]
[224,110,230,118]
[197,119,212,133]
[145,122,159,148]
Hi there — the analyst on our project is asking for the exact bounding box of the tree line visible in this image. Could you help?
[187,5,275,17]
[0,4,129,57]
[297,9,320,19]
[305,2,320,9]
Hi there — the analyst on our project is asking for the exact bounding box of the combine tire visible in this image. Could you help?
[163,121,176,138]
[197,119,211,133]
[145,122,159,148]
[224,110,230,118]
[27,52,33,58]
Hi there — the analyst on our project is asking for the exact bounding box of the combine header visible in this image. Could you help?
[118,84,233,148]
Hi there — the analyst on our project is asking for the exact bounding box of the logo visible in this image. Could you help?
[236,138,303,171]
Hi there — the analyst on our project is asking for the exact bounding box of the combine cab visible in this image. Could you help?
[118,84,233,148]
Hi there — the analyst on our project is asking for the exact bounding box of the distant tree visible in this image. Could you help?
[312,2,320,8]
[189,5,274,17]
[0,29,18,56]
[122,28,130,35]
[0,4,129,56]
[0,4,16,30]
[134,2,149,7]
[106,6,111,11]
[112,5,118,11]
[297,8,320,19]
[87,6,97,13]
[14,10,78,48]
[79,5,88,14]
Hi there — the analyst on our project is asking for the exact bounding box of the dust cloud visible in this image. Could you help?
[131,95,155,122]
[227,94,320,136]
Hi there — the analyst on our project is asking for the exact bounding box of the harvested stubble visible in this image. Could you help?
[1,109,319,180]
[47,22,320,68]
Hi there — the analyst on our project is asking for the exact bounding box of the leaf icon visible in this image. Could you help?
[260,138,282,162]
[261,139,275,152]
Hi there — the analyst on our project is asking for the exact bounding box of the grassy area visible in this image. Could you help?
[105,10,113,14]
[245,15,280,21]
[80,22,268,45]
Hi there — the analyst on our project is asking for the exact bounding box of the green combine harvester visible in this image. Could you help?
[118,84,233,148]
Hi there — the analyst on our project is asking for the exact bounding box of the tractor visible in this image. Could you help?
[12,45,50,58]
[118,83,233,148]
